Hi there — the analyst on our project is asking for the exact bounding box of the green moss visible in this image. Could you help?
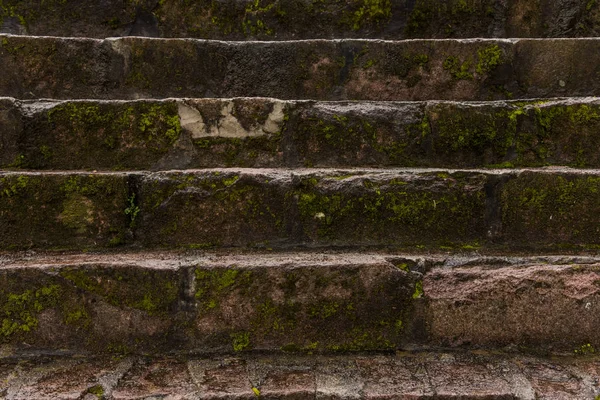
[327,326,395,352]
[574,343,595,355]
[231,331,251,351]
[61,175,121,197]
[0,285,62,339]
[242,0,275,36]
[64,307,91,328]
[395,263,410,272]
[60,194,95,233]
[413,54,429,67]
[412,281,423,299]
[568,104,600,123]
[195,268,252,311]
[39,145,52,161]
[60,268,178,316]
[309,301,339,319]
[432,104,519,160]
[296,174,482,242]
[476,44,502,74]
[305,114,409,164]
[363,59,376,69]
[0,175,29,197]
[124,193,140,228]
[443,56,473,80]
[222,175,239,187]
[524,103,600,166]
[461,242,480,250]
[46,102,180,158]
[137,104,181,148]
[106,342,131,359]
[502,174,600,245]
[87,385,104,399]
[345,0,392,31]
[280,343,302,352]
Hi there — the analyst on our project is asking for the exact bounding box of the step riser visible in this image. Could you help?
[426,264,600,349]
[3,170,600,251]
[2,353,598,399]
[1,0,598,41]
[1,36,597,101]
[0,259,414,355]
[1,256,599,355]
[4,98,600,170]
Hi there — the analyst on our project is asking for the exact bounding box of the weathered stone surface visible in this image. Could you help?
[0,357,133,400]
[2,253,600,356]
[4,352,596,399]
[0,172,130,250]
[190,256,418,353]
[498,171,600,250]
[135,169,488,249]
[188,358,255,398]
[0,263,189,355]
[135,170,289,249]
[1,36,599,101]
[111,359,198,400]
[0,97,21,168]
[0,253,421,354]
[7,98,600,169]
[426,262,600,352]
[5,98,284,170]
[2,0,600,40]
[5,169,600,251]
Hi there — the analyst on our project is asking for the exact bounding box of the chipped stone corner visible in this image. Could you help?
[178,100,286,139]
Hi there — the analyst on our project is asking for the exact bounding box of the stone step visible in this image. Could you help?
[1,0,600,42]
[0,36,597,101]
[1,252,600,358]
[3,168,600,251]
[1,352,598,399]
[5,97,600,170]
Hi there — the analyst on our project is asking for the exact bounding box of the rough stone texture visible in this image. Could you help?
[2,0,600,40]
[135,169,488,249]
[0,97,21,168]
[2,98,285,170]
[1,36,600,101]
[0,172,130,250]
[190,257,417,353]
[498,171,600,250]
[426,263,600,351]
[0,263,189,355]
[1,253,600,355]
[0,357,133,399]
[0,352,599,399]
[0,253,421,355]
[5,169,600,251]
[7,98,600,170]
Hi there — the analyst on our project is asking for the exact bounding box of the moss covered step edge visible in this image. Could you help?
[6,97,600,169]
[5,168,600,251]
[3,0,600,41]
[2,352,600,399]
[1,252,600,355]
[1,35,599,101]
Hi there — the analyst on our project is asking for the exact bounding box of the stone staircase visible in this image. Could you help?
[1,0,600,398]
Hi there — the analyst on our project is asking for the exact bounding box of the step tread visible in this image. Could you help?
[5,97,600,170]
[1,35,598,101]
[2,168,600,251]
[1,251,600,356]
[1,352,598,399]
[1,0,599,41]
